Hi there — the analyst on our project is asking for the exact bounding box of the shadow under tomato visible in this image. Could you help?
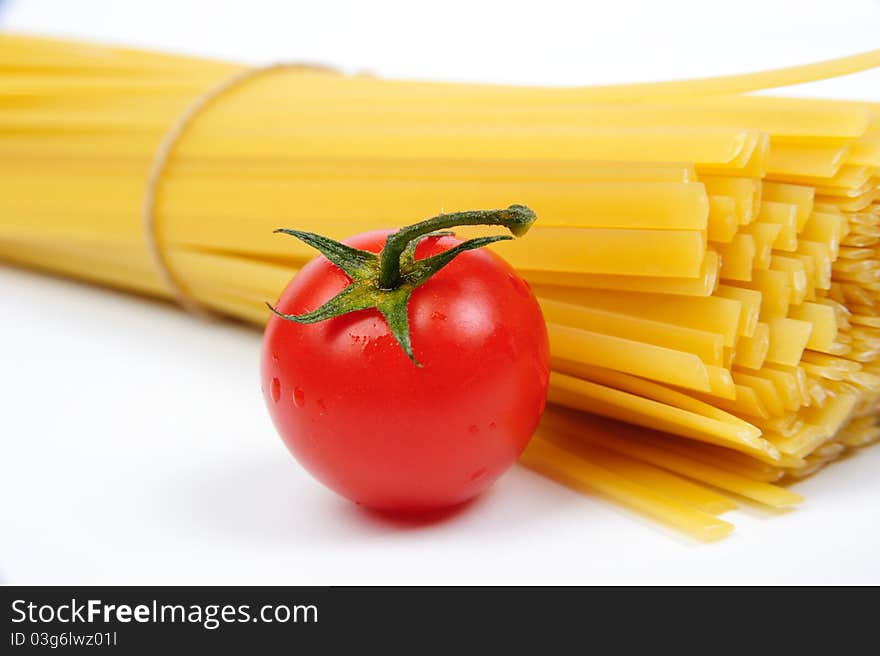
[350,496,485,529]
[159,450,572,546]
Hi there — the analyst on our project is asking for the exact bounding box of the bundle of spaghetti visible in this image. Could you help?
[2,35,880,540]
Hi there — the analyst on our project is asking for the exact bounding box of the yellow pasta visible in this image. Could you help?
[520,436,734,541]
[732,323,771,371]
[766,140,850,178]
[707,195,739,242]
[751,367,805,412]
[790,303,839,352]
[770,256,809,304]
[540,299,724,365]
[548,373,776,460]
[714,285,761,338]
[547,324,713,392]
[520,250,720,297]
[541,409,800,507]
[702,384,770,420]
[701,176,760,224]
[766,319,814,367]
[743,222,783,269]
[3,34,880,540]
[757,201,799,251]
[732,371,786,417]
[535,287,743,346]
[717,234,757,282]
[762,182,815,229]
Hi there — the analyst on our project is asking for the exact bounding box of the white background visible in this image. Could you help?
[2,0,880,584]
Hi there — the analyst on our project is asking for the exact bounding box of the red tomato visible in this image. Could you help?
[261,230,549,511]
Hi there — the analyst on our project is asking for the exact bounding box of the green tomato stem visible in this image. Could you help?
[270,204,537,365]
[376,205,536,290]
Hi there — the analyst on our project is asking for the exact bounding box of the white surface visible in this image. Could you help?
[2,0,880,585]
[2,267,880,585]
[3,0,880,92]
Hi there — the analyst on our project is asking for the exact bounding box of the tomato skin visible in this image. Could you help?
[261,230,550,511]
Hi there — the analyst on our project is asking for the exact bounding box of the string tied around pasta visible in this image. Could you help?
[141,61,338,318]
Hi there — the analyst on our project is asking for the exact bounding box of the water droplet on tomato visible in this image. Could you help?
[270,377,281,403]
[293,387,306,408]
[489,421,497,431]
[317,398,327,415]
[468,425,479,434]
[271,354,279,363]
[469,467,487,482]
